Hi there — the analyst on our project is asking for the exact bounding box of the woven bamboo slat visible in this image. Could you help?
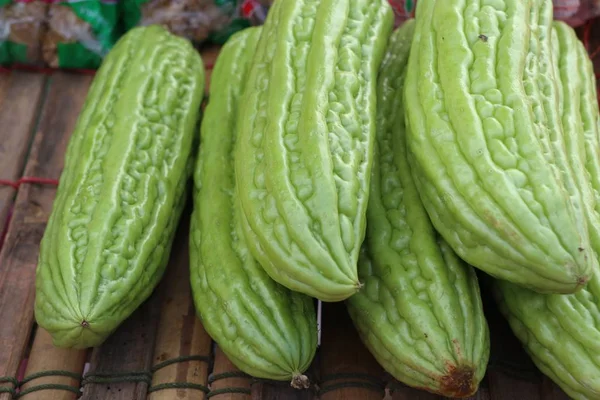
[12,72,91,400]
[209,347,252,400]
[148,213,213,400]
[0,72,92,400]
[79,294,161,399]
[319,302,386,400]
[0,72,46,241]
[19,328,87,400]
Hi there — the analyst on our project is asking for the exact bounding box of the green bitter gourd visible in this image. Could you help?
[404,0,597,294]
[346,21,490,398]
[234,0,395,302]
[34,25,206,348]
[189,26,318,386]
[493,21,600,400]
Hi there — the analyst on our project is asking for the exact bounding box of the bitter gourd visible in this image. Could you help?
[34,25,205,348]
[234,0,395,302]
[346,21,490,398]
[553,20,600,266]
[189,27,317,386]
[404,0,597,294]
[493,21,600,400]
[494,272,600,400]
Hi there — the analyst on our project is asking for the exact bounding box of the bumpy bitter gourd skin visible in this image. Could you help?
[493,22,600,400]
[189,27,317,385]
[553,20,600,264]
[34,26,206,348]
[404,0,597,294]
[234,0,395,301]
[346,21,490,398]
[494,274,600,400]
[552,21,600,265]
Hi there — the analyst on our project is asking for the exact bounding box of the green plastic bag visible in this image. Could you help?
[43,0,120,69]
[0,0,48,66]
[122,0,249,45]
[0,0,119,68]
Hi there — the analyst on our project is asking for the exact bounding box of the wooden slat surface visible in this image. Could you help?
[487,372,541,400]
[0,72,92,400]
[0,72,46,244]
[480,276,552,400]
[80,294,161,400]
[390,385,441,400]
[148,211,213,400]
[210,347,251,400]
[19,328,87,400]
[319,302,386,400]
[252,377,316,400]
[539,377,570,400]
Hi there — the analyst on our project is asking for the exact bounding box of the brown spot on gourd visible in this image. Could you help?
[577,275,589,287]
[478,34,488,42]
[439,365,477,398]
[81,320,89,328]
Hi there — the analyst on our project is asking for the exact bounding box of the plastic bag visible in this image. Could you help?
[123,0,250,46]
[0,0,120,68]
[0,0,48,66]
[43,1,120,69]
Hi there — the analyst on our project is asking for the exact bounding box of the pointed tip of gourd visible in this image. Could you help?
[439,365,478,398]
[290,373,310,390]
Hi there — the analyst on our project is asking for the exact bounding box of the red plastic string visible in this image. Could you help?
[0,176,59,190]
[16,358,28,383]
[0,177,59,251]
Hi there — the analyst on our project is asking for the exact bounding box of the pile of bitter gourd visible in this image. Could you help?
[33,0,600,398]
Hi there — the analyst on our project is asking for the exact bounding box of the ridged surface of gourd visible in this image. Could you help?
[493,22,600,400]
[494,274,600,399]
[34,25,206,348]
[554,20,600,262]
[346,21,490,398]
[189,27,317,385]
[404,0,596,294]
[234,0,395,301]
